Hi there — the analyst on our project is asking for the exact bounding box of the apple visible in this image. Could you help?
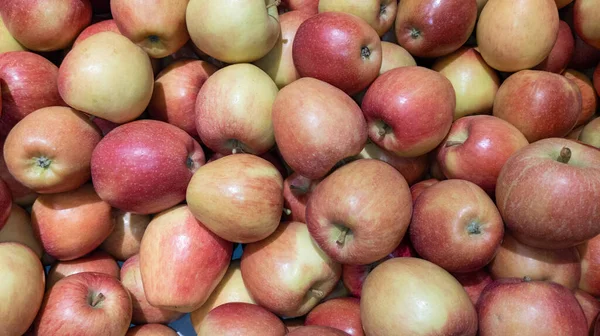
[477,278,588,335]
[318,0,397,36]
[0,0,92,51]
[186,154,283,243]
[570,33,600,70]
[33,272,132,336]
[534,21,575,74]
[580,117,600,148]
[0,51,64,138]
[254,10,314,88]
[100,210,151,261]
[361,257,478,335]
[476,0,559,72]
[436,115,529,194]
[379,41,416,74]
[280,0,319,14]
[0,178,10,228]
[292,12,382,95]
[241,221,342,318]
[361,66,455,157]
[207,149,289,179]
[410,179,504,273]
[283,173,321,224]
[58,31,154,124]
[3,106,101,194]
[354,142,429,186]
[323,280,351,301]
[564,69,598,128]
[306,159,412,265]
[410,178,440,203]
[432,48,501,120]
[488,233,581,289]
[496,138,600,249]
[288,326,350,336]
[197,302,287,336]
[556,0,575,8]
[305,297,363,336]
[46,250,120,289]
[493,70,582,142]
[0,16,25,52]
[139,205,233,313]
[31,184,114,261]
[72,19,121,47]
[451,269,493,305]
[567,125,586,140]
[91,119,205,215]
[120,254,184,325]
[126,324,178,336]
[0,242,45,336]
[394,0,477,58]
[578,234,600,296]
[272,77,368,179]
[575,289,600,333]
[0,204,43,257]
[148,59,217,139]
[573,0,600,49]
[195,63,278,155]
[111,0,189,58]
[186,0,280,63]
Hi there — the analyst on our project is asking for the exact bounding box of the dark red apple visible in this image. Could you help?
[305,297,363,336]
[282,173,320,224]
[534,20,575,73]
[451,269,493,305]
[578,234,600,297]
[575,289,600,333]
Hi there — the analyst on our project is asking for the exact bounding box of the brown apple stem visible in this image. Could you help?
[91,293,105,307]
[445,140,464,147]
[557,147,571,164]
[266,0,281,9]
[35,156,52,169]
[283,208,292,216]
[336,227,349,246]
[466,221,482,235]
[310,289,324,298]
[523,276,532,282]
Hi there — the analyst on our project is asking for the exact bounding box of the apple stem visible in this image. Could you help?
[557,147,571,164]
[283,208,292,215]
[289,184,309,194]
[310,289,324,298]
[445,140,464,147]
[336,227,349,246]
[523,276,532,282]
[35,156,52,169]
[91,293,105,307]
[466,221,481,235]
[266,0,281,9]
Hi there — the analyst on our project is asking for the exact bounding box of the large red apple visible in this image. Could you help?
[496,138,600,249]
[305,297,363,336]
[575,289,600,333]
[564,69,598,128]
[73,19,121,46]
[361,66,455,157]
[91,119,205,215]
[534,21,575,74]
[493,70,582,142]
[100,211,151,261]
[578,234,600,296]
[197,302,287,336]
[46,250,120,289]
[292,12,382,95]
[283,173,321,224]
[0,204,43,258]
[318,0,397,37]
[451,269,493,305]
[573,0,600,49]
[355,142,429,185]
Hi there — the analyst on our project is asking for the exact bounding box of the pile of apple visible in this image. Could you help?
[1,0,600,335]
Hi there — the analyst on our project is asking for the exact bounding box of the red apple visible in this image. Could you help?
[493,70,582,142]
[197,302,287,336]
[0,178,10,229]
[570,33,600,70]
[451,269,493,305]
[394,0,477,58]
[564,69,598,128]
[33,272,132,336]
[488,233,581,289]
[436,115,529,194]
[0,0,92,51]
[241,221,342,318]
[318,0,397,37]
[281,0,319,14]
[283,173,321,223]
[573,0,600,49]
[534,20,575,73]
[292,12,382,95]
[379,41,416,74]
[496,138,600,249]
[100,210,151,261]
[126,324,178,336]
[46,250,120,289]
[72,19,121,46]
[575,289,600,333]
[148,59,217,139]
[578,234,600,296]
[305,297,363,336]
[361,257,478,335]
[31,184,115,261]
[354,142,429,185]
[361,66,455,157]
[139,205,233,312]
[288,326,350,336]
[477,278,588,335]
[0,204,43,258]
[91,119,205,215]
[410,178,440,203]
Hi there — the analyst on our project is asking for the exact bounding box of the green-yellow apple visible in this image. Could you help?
[126,324,178,336]
[577,234,600,296]
[534,21,575,74]
[305,297,363,336]
[0,16,25,52]
[318,0,397,36]
[379,41,416,75]
[564,69,598,127]
[46,250,120,289]
[197,302,287,336]
[100,211,151,261]
[579,117,600,148]
[0,204,43,258]
[354,142,429,185]
[573,0,600,49]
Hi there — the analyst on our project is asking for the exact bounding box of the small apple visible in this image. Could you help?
[575,289,600,333]
[197,302,287,336]
[282,173,321,224]
[0,204,43,257]
[305,297,363,336]
[534,21,575,74]
[46,250,120,289]
[100,210,151,261]
[379,41,416,74]
[578,234,600,297]
[451,269,493,305]
[354,142,429,186]
[579,117,600,149]
[280,0,319,14]
[573,0,600,49]
[564,69,598,128]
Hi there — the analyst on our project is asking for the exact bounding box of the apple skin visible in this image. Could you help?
[354,142,429,186]
[318,0,397,36]
[0,204,43,257]
[198,302,287,336]
[305,297,363,336]
[361,257,478,336]
[410,178,440,203]
[579,117,600,149]
[436,115,529,194]
[0,51,64,139]
[241,221,342,318]
[488,233,581,290]
[564,69,598,128]
[573,0,600,49]
[281,0,319,14]
[91,119,205,215]
[272,77,368,179]
[476,0,559,72]
[410,179,504,273]
[0,0,92,51]
[46,250,120,289]
[58,32,154,124]
[493,70,582,142]
[292,12,382,96]
[477,278,588,336]
[379,41,416,74]
[306,159,412,265]
[432,48,501,120]
[570,33,600,70]
[126,324,178,336]
[111,0,189,58]
[283,173,321,224]
[534,21,575,74]
[574,289,600,333]
[186,153,283,243]
[0,242,45,336]
[578,234,600,297]
[288,326,350,336]
[148,59,217,139]
[33,272,133,336]
[207,150,288,179]
[0,16,25,52]
[73,19,121,46]
[0,178,11,230]
[3,106,101,194]
[100,211,151,261]
[496,138,600,249]
[451,269,493,305]
[31,184,115,261]
[139,205,233,313]
[361,66,455,157]
[195,63,279,155]
[394,0,477,58]
[120,254,184,325]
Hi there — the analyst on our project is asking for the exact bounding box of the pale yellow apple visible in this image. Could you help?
[318,0,398,36]
[477,0,489,15]
[186,0,280,63]
[0,16,25,52]
[380,41,416,74]
[0,205,43,258]
[579,117,600,149]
